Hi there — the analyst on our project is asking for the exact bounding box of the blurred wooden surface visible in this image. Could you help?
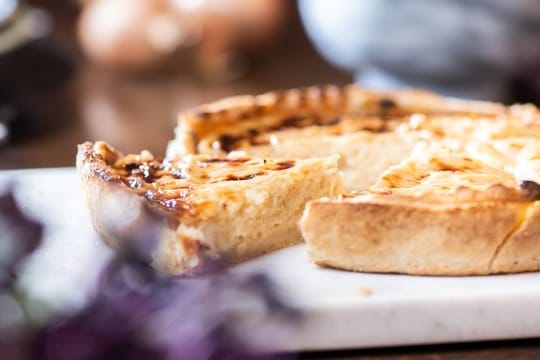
[0,0,350,168]
[3,1,540,359]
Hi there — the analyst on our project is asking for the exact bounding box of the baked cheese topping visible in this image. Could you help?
[176,85,540,156]
[367,137,540,199]
[373,147,516,195]
[395,114,540,141]
[92,141,296,213]
[199,115,478,154]
[201,115,406,153]
[192,110,540,159]
[167,86,540,203]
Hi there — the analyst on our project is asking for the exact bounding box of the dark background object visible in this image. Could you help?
[0,0,75,145]
[0,41,74,142]
[298,0,540,103]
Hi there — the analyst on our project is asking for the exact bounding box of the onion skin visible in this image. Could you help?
[78,0,181,69]
[78,0,288,70]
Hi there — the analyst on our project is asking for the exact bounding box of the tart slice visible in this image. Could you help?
[77,141,342,275]
[300,144,540,275]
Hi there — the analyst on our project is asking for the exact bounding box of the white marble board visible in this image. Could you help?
[2,168,540,352]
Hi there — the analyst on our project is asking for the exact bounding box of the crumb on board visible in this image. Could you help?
[357,287,373,297]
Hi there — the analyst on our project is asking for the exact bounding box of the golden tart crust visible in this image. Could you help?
[77,141,342,275]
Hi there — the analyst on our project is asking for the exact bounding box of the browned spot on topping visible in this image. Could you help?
[226,161,247,167]
[429,158,463,172]
[247,128,259,137]
[432,128,445,137]
[225,172,265,181]
[520,180,540,200]
[327,117,342,126]
[191,132,199,150]
[253,105,264,117]
[238,111,253,120]
[362,124,390,133]
[139,163,158,182]
[249,137,270,146]
[179,236,201,258]
[213,113,344,150]
[119,158,161,183]
[202,158,250,163]
[218,134,240,152]
[271,160,295,170]
[280,116,306,129]
[216,109,228,118]
[194,111,211,120]
[124,162,139,172]
[382,173,402,187]
[379,98,397,110]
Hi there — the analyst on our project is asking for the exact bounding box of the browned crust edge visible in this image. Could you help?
[76,142,176,256]
[76,142,129,251]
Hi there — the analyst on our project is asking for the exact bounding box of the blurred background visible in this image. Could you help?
[0,0,349,169]
[3,0,540,169]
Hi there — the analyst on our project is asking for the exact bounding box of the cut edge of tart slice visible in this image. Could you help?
[77,141,343,275]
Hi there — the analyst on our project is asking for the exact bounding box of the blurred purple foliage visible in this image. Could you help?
[0,191,43,289]
[0,190,299,360]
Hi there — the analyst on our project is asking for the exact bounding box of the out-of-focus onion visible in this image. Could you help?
[78,0,187,69]
[172,0,288,79]
[172,0,287,55]
[78,0,288,72]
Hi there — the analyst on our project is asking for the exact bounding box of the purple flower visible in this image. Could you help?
[0,191,43,289]
[0,189,300,360]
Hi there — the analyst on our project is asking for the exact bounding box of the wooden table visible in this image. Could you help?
[0,0,352,169]
[2,1,540,358]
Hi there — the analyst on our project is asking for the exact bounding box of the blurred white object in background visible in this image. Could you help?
[0,0,51,55]
[299,0,540,101]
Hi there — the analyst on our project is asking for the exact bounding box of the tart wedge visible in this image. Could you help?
[77,141,342,275]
